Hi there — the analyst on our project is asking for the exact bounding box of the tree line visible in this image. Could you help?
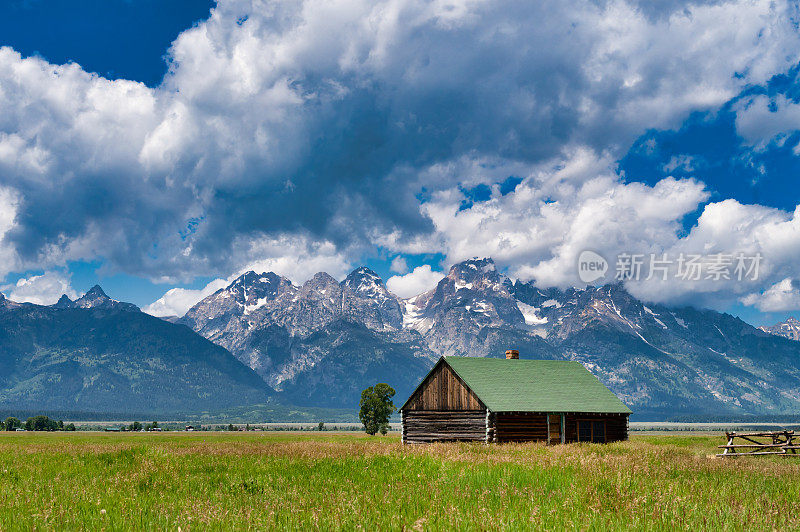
[3,416,76,431]
[0,383,399,434]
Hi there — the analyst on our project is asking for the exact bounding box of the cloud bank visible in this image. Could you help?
[1,0,800,312]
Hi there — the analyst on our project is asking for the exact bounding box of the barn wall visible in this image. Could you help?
[403,362,483,411]
[564,413,628,443]
[491,412,628,444]
[493,412,549,443]
[402,410,487,443]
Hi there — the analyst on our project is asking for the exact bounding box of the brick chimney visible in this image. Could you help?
[505,349,519,360]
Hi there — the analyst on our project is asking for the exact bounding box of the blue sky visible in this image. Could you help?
[0,0,214,87]
[1,0,800,326]
[0,0,215,305]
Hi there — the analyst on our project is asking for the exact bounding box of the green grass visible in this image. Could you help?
[0,432,797,530]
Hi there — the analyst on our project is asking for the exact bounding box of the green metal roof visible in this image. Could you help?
[443,357,632,414]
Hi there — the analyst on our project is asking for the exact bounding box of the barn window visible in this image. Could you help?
[577,420,606,443]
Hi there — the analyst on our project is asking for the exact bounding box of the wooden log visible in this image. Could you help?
[717,452,800,457]
[717,443,796,448]
[725,431,794,438]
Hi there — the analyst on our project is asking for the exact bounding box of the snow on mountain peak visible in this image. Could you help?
[343,267,386,295]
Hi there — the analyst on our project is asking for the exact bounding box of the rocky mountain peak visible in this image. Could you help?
[226,271,257,299]
[299,272,342,306]
[446,257,499,286]
[73,285,140,312]
[231,270,259,285]
[53,294,74,308]
[343,267,390,299]
[344,266,381,284]
[224,271,295,309]
[231,270,290,288]
[86,284,107,297]
[340,267,402,331]
[402,258,525,354]
[74,285,110,307]
[429,258,510,301]
[302,272,341,295]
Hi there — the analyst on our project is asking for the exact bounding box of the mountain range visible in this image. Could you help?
[179,268,432,407]
[180,257,800,417]
[1,258,800,418]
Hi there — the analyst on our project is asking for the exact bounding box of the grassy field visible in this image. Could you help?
[0,432,798,530]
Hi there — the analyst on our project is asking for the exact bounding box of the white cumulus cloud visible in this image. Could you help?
[3,270,77,305]
[741,278,800,312]
[415,150,709,285]
[387,265,445,298]
[143,278,229,317]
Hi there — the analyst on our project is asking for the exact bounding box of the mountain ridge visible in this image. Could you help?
[0,290,271,414]
[759,317,800,341]
[178,257,800,415]
[179,266,427,406]
[53,285,140,313]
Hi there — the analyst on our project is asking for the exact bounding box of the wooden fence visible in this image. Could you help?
[717,430,800,457]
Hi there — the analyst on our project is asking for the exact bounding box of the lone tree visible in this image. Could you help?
[359,383,396,435]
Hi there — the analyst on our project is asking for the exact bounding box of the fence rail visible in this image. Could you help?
[717,430,799,457]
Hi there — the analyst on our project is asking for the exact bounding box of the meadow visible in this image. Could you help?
[0,431,797,530]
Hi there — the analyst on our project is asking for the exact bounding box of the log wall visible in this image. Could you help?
[403,362,483,411]
[489,412,628,444]
[402,411,629,444]
[493,412,549,442]
[563,413,628,443]
[402,410,487,443]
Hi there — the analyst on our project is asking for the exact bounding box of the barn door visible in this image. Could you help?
[547,414,563,444]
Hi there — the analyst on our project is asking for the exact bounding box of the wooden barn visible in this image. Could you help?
[400,352,631,444]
